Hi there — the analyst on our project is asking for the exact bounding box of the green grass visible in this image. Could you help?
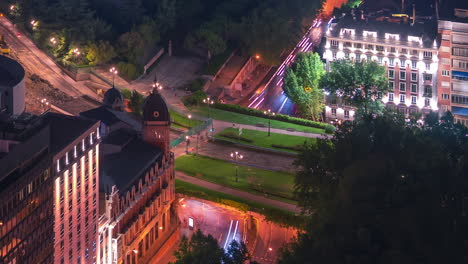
[192,107,325,134]
[170,110,202,129]
[175,155,296,204]
[176,179,306,228]
[215,127,314,153]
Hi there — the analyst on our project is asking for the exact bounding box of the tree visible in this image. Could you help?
[171,230,252,264]
[118,31,145,64]
[279,112,468,264]
[127,89,145,115]
[156,0,177,33]
[321,60,390,118]
[283,52,325,121]
[185,27,227,57]
[86,40,116,65]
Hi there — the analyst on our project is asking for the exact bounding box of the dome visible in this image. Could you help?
[103,87,124,107]
[142,89,170,123]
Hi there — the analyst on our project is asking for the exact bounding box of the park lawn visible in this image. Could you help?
[175,155,296,204]
[169,110,202,129]
[175,179,305,227]
[215,127,314,153]
[192,106,325,134]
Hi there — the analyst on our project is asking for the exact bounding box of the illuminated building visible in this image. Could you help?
[0,113,100,264]
[437,6,468,126]
[322,7,439,121]
[82,88,176,264]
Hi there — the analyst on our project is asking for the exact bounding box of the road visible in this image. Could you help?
[243,19,327,115]
[0,17,100,101]
[174,197,297,264]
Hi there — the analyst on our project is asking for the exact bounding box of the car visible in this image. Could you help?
[16,32,21,37]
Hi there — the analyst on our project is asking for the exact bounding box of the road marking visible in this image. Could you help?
[223,220,234,249]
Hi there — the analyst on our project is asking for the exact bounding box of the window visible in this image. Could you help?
[389,93,394,102]
[452,95,468,105]
[424,74,432,81]
[401,48,408,54]
[411,60,417,69]
[423,51,433,58]
[453,47,468,57]
[367,44,374,50]
[367,54,372,61]
[411,72,417,81]
[400,94,405,103]
[344,110,350,118]
[355,43,362,48]
[389,81,394,89]
[457,61,468,69]
[425,98,430,107]
[411,84,417,93]
[411,96,417,104]
[441,70,450,76]
[356,54,361,62]
[331,108,336,116]
[388,70,394,79]
[378,56,383,64]
[424,86,432,97]
[376,45,384,51]
[389,57,394,66]
[345,52,349,59]
[411,49,418,56]
[390,47,396,53]
[400,71,406,80]
[344,42,352,47]
[442,58,450,65]
[377,92,383,99]
[331,40,339,47]
[332,51,337,59]
[399,82,406,92]
[425,63,431,71]
[442,94,449,100]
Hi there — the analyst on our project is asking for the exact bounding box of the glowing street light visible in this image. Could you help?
[185,135,190,153]
[230,151,243,182]
[255,54,260,60]
[109,67,118,87]
[263,109,275,136]
[30,20,39,30]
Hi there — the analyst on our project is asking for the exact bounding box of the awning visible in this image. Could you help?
[452,71,468,78]
[452,106,468,117]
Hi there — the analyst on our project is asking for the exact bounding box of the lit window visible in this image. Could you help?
[344,110,350,118]
[66,152,69,165]
[423,51,432,58]
[82,139,85,151]
[442,94,449,100]
[57,161,60,172]
[74,145,77,158]
[400,94,405,103]
[441,70,450,76]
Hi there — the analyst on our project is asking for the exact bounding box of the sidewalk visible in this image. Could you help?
[176,172,301,214]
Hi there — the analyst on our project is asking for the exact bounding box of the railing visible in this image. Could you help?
[170,119,212,148]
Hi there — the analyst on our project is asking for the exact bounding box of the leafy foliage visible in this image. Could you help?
[279,111,468,264]
[127,89,145,116]
[171,230,251,264]
[321,60,390,118]
[86,40,116,66]
[283,52,326,120]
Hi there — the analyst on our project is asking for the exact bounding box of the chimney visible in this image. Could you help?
[412,4,416,25]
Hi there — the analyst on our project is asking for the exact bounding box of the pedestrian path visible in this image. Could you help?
[176,172,301,214]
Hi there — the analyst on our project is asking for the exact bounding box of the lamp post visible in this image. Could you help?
[40,98,49,113]
[152,79,163,91]
[203,97,215,136]
[185,136,190,153]
[49,37,57,47]
[230,151,243,182]
[188,114,192,128]
[263,109,275,136]
[72,48,80,64]
[109,67,118,87]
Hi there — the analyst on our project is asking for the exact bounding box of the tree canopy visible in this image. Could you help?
[171,229,251,264]
[279,111,468,264]
[283,52,326,120]
[321,60,390,118]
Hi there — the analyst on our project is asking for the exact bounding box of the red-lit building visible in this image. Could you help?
[0,112,101,264]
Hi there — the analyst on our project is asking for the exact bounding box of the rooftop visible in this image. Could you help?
[0,55,25,87]
[101,129,162,192]
[80,106,142,131]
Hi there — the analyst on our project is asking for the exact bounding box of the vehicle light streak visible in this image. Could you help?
[224,220,234,249]
[253,97,265,109]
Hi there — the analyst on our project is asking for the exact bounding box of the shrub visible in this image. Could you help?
[187,78,205,92]
[217,132,253,143]
[213,103,330,130]
[271,144,303,152]
[182,90,207,106]
[121,88,132,99]
[117,62,143,80]
[324,125,336,134]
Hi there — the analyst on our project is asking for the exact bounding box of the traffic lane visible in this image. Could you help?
[177,198,245,248]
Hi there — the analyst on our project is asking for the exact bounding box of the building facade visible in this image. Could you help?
[84,88,176,264]
[322,10,439,121]
[438,9,468,126]
[0,113,100,264]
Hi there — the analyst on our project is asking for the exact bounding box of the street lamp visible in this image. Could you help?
[30,20,38,30]
[49,37,57,47]
[263,109,275,136]
[230,151,243,182]
[109,67,118,87]
[203,97,215,137]
[40,98,49,112]
[188,114,192,128]
[185,136,190,153]
[72,48,80,63]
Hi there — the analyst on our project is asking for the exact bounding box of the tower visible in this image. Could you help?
[142,88,171,154]
[103,86,124,111]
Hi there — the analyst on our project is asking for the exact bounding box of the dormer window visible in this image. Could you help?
[363,31,377,38]
[385,33,399,40]
[408,36,421,42]
[341,28,355,36]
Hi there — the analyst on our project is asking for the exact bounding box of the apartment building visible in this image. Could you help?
[0,113,100,264]
[438,8,468,126]
[322,10,439,121]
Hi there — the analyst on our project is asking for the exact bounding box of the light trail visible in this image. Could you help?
[278,97,289,113]
[253,97,265,109]
[223,220,234,249]
[232,220,239,242]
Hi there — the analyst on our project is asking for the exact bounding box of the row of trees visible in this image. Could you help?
[278,111,468,263]
[283,52,390,120]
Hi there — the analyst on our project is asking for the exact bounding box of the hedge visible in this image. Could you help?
[213,103,333,132]
[217,132,253,143]
[271,144,303,152]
